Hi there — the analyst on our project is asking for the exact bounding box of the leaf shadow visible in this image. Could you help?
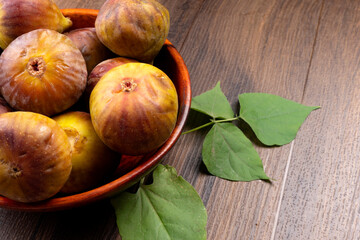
[236,119,267,147]
[199,158,273,184]
[234,103,280,149]
[198,158,211,176]
[183,109,214,134]
[262,178,273,184]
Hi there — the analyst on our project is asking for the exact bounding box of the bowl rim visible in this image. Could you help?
[0,8,191,211]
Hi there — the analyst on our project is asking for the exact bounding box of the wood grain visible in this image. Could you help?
[274,0,360,239]
[1,0,360,239]
[162,0,323,239]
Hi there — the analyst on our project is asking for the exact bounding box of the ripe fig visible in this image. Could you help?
[53,111,120,194]
[95,0,170,63]
[90,63,178,155]
[0,29,87,116]
[0,96,12,114]
[65,27,113,73]
[0,0,72,49]
[0,112,72,203]
[85,57,138,101]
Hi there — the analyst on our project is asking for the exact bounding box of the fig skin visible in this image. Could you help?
[0,111,72,203]
[0,0,72,50]
[90,63,178,155]
[95,0,170,63]
[53,111,120,194]
[65,28,113,73]
[0,96,12,114]
[85,57,138,101]
[0,29,87,116]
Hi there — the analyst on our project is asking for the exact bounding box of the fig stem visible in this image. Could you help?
[181,116,241,134]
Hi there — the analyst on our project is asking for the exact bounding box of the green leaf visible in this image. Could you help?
[239,93,320,146]
[111,164,207,240]
[202,123,269,181]
[191,82,234,119]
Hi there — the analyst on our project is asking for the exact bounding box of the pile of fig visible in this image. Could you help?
[0,0,178,203]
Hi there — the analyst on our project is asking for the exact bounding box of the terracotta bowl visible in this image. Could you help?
[0,9,191,211]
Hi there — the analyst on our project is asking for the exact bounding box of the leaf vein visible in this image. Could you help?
[141,188,172,240]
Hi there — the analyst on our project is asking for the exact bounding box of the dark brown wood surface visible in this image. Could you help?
[1,0,359,239]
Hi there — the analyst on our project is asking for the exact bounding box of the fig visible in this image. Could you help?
[85,57,138,101]
[0,96,12,114]
[53,111,120,194]
[95,0,170,63]
[65,28,113,73]
[0,0,72,49]
[0,29,87,116]
[90,63,178,155]
[0,112,72,203]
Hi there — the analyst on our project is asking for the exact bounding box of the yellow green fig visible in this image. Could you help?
[0,112,72,203]
[90,63,178,155]
[0,29,87,116]
[95,0,170,63]
[0,0,72,49]
[53,111,120,194]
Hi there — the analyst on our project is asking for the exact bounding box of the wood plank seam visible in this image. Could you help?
[271,0,325,239]
[270,141,295,240]
[301,0,326,103]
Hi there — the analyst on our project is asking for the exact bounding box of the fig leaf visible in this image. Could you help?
[239,93,320,146]
[202,123,269,181]
[111,164,207,240]
[191,81,234,119]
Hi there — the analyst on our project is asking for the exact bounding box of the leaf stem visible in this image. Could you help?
[211,116,241,123]
[182,116,241,134]
[181,121,214,134]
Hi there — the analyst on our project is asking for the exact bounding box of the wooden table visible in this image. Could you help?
[1,0,359,239]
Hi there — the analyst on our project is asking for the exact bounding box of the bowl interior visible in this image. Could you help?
[0,8,191,211]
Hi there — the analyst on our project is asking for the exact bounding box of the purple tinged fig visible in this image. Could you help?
[65,27,114,73]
